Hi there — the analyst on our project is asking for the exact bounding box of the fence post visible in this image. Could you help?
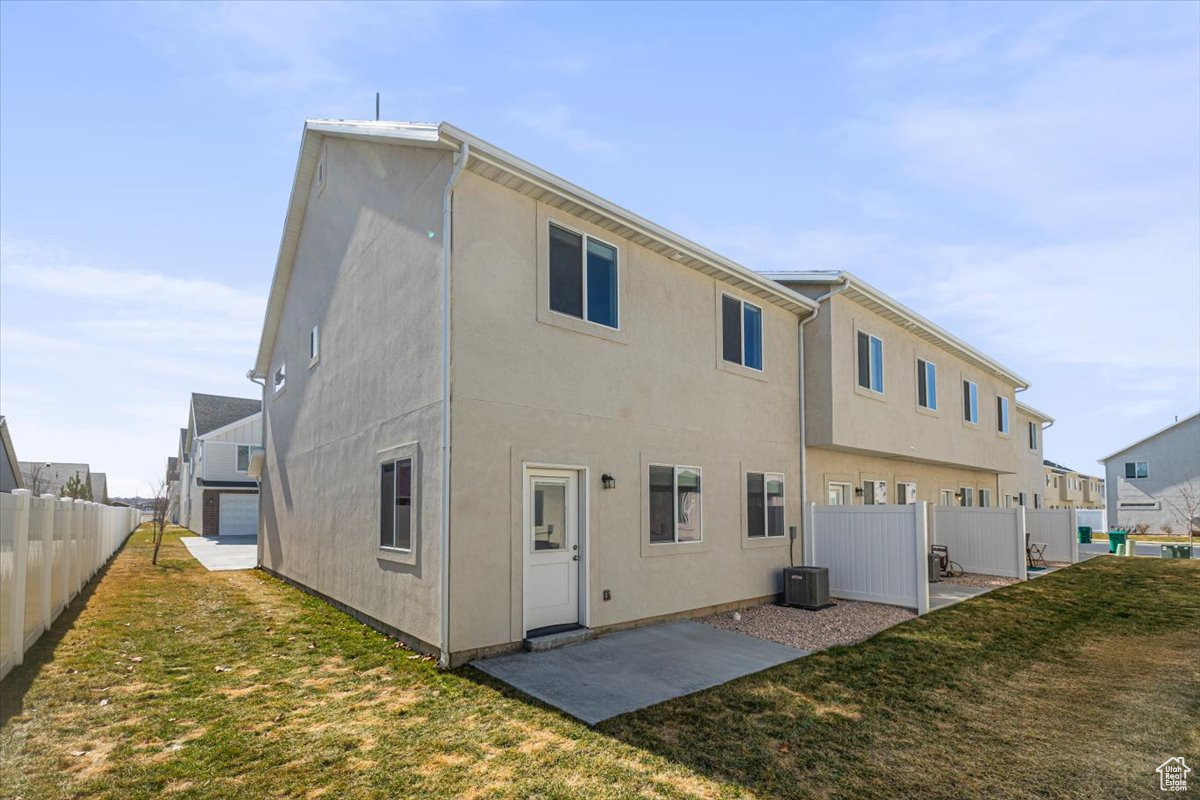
[914,501,929,615]
[1069,508,1079,563]
[1015,506,1028,581]
[39,495,56,630]
[10,490,32,667]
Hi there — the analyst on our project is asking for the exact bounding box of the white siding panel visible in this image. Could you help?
[203,442,251,483]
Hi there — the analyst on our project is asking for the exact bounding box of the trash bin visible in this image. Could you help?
[1077,526,1092,544]
[1161,544,1192,559]
[1108,530,1127,554]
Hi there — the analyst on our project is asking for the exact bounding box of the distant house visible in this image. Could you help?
[17,461,91,498]
[1100,412,1200,532]
[178,393,263,536]
[90,472,109,505]
[166,456,180,523]
[0,417,24,493]
[1042,460,1104,510]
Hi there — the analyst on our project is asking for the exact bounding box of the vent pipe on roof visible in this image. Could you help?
[375,92,380,121]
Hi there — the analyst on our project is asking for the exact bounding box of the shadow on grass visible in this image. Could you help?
[0,540,144,727]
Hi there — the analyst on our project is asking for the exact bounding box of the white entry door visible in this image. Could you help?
[524,469,580,633]
[218,492,258,536]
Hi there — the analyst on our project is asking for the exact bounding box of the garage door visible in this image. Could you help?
[218,493,258,536]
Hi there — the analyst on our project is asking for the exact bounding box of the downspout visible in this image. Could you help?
[439,141,469,668]
[796,276,851,565]
[246,371,266,568]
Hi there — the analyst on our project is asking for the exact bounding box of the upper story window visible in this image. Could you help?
[917,358,937,410]
[649,465,702,544]
[1124,461,1148,479]
[273,364,287,395]
[962,380,978,424]
[997,396,1010,434]
[857,332,884,393]
[1028,420,1038,450]
[548,222,618,329]
[746,472,785,538]
[309,324,320,365]
[722,295,763,370]
[236,445,264,472]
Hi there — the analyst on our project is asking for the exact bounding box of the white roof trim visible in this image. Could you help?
[252,119,818,377]
[765,270,1029,389]
[1016,401,1054,423]
[1098,411,1200,463]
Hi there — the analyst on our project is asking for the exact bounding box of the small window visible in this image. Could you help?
[548,222,618,329]
[978,489,992,508]
[236,445,263,472]
[1019,492,1028,507]
[746,472,785,538]
[939,489,955,506]
[962,380,978,423]
[917,359,937,410]
[959,487,973,507]
[273,364,287,395]
[1034,493,1042,509]
[896,482,916,505]
[648,465,702,544]
[316,145,327,192]
[1124,461,1148,479]
[1028,420,1038,450]
[857,332,884,393]
[721,295,763,370]
[309,324,320,364]
[862,480,887,505]
[997,396,1010,434]
[380,458,413,551]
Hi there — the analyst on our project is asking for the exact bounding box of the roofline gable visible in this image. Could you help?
[1098,411,1200,463]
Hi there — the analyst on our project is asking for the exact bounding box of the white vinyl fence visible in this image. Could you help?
[930,507,1026,579]
[1025,508,1080,564]
[1,490,139,680]
[1075,508,1108,534]
[804,502,929,614]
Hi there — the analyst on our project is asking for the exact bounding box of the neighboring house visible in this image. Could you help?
[768,270,1033,512]
[251,119,820,666]
[166,456,180,523]
[90,472,109,505]
[17,461,91,498]
[0,416,24,493]
[178,393,263,536]
[1041,460,1104,510]
[1100,412,1200,532]
[999,402,1053,509]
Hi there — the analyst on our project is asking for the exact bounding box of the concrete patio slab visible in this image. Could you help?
[929,583,990,610]
[180,535,257,571]
[471,620,807,725]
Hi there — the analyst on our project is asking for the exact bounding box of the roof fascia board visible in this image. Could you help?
[1016,401,1054,423]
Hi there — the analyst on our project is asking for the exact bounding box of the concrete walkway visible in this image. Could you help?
[180,535,258,571]
[928,583,990,610]
[472,620,807,726]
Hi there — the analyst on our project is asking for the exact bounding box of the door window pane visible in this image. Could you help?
[585,238,618,328]
[549,224,583,318]
[649,466,675,543]
[743,303,763,370]
[747,472,765,537]
[722,295,742,364]
[532,481,565,551]
[676,467,701,542]
[380,462,395,548]
[766,474,785,536]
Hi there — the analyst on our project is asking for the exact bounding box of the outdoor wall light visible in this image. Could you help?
[601,473,616,490]
[854,487,864,497]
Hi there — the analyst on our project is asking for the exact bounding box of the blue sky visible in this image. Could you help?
[2,1,1197,496]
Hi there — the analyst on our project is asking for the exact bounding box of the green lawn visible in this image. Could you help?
[2,526,1197,799]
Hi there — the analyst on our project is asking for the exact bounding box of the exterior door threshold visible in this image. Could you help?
[523,625,593,652]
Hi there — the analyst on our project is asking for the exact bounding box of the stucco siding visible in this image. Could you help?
[1104,415,1200,531]
[260,136,452,650]
[807,449,1001,508]
[998,408,1045,506]
[447,172,802,655]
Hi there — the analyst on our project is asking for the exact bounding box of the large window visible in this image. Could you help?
[747,472,785,538]
[997,396,1010,434]
[917,359,937,410]
[963,380,979,423]
[721,295,763,370]
[548,222,618,329]
[236,445,264,472]
[649,465,702,544]
[857,332,884,393]
[380,458,413,551]
[1124,461,1149,479]
[1028,420,1038,450]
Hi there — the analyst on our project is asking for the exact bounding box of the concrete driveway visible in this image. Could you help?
[471,620,807,726]
[180,535,258,571]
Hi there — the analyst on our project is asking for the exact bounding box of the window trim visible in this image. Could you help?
[547,219,621,331]
[720,293,765,373]
[1124,461,1149,479]
[647,463,703,546]
[916,357,938,413]
[376,442,420,565]
[1028,420,1039,451]
[235,444,263,473]
[855,329,885,395]
[536,213,628,345]
[744,470,786,540]
[272,363,287,397]
[962,379,979,425]
[309,324,320,367]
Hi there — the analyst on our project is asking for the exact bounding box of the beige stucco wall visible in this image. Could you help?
[806,449,1001,508]
[998,408,1046,507]
[259,136,451,650]
[446,172,803,656]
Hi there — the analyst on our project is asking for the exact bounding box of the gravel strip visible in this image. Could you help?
[703,601,914,652]
[940,572,1019,589]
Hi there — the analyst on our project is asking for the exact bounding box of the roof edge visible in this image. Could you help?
[1098,411,1200,462]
